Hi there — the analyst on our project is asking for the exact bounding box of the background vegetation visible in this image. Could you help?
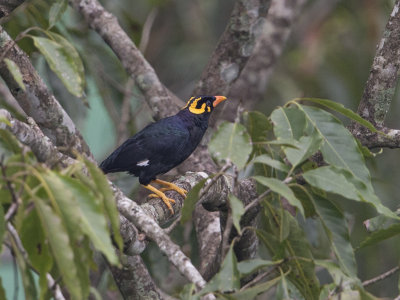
[0,0,400,299]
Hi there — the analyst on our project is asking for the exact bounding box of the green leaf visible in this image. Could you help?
[312,192,357,277]
[10,236,38,300]
[4,58,25,91]
[0,129,22,153]
[314,260,360,286]
[290,184,316,218]
[34,198,83,299]
[258,139,300,148]
[303,166,360,200]
[258,209,319,300]
[294,98,378,133]
[284,129,323,169]
[49,0,68,28]
[30,34,84,98]
[237,258,280,277]
[357,223,400,249]
[271,107,306,140]
[179,284,197,300]
[230,275,282,299]
[303,166,398,219]
[283,211,319,299]
[209,121,252,169]
[83,157,122,250]
[181,178,208,224]
[363,214,396,232]
[243,111,272,143]
[43,172,118,265]
[229,194,245,235]
[19,208,53,298]
[253,154,290,172]
[300,106,372,188]
[253,176,304,216]
[0,115,11,127]
[200,244,240,294]
[277,274,305,300]
[271,107,322,168]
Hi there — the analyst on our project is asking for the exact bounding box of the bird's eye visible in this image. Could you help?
[206,100,212,106]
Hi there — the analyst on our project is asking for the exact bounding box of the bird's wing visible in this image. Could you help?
[100,120,189,174]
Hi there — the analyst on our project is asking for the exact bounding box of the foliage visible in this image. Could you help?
[1,0,399,299]
[202,98,398,299]
[0,135,121,299]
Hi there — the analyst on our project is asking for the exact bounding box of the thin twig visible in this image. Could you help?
[117,77,135,145]
[0,157,19,204]
[139,8,158,53]
[5,202,18,222]
[244,177,292,213]
[362,266,400,287]
[240,262,283,291]
[164,217,181,235]
[12,248,18,300]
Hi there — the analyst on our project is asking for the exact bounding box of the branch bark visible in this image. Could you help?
[192,0,272,96]
[0,26,91,157]
[69,0,181,121]
[0,0,24,19]
[349,0,400,148]
[228,0,306,108]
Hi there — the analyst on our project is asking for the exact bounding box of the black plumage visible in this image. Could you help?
[100,95,227,213]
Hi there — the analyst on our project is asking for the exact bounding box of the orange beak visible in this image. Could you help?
[213,96,227,107]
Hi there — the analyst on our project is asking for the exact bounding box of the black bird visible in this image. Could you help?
[100,95,227,213]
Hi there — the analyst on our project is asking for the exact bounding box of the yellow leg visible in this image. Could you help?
[153,179,187,196]
[143,184,175,214]
[147,187,171,198]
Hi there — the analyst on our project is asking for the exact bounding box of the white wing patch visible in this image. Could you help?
[137,159,150,167]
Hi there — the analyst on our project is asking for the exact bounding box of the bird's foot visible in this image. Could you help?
[153,179,188,197]
[143,184,176,214]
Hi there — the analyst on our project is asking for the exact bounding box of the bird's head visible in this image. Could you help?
[181,95,227,115]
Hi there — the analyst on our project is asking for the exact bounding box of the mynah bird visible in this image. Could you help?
[100,95,227,213]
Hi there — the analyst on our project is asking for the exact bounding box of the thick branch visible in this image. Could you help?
[0,0,24,19]
[349,0,400,148]
[193,0,271,96]
[0,26,91,157]
[355,0,400,127]
[229,0,306,106]
[69,0,180,120]
[109,255,162,300]
[0,109,73,165]
[116,192,207,291]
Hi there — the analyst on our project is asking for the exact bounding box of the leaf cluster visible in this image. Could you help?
[0,130,121,300]
[196,99,398,299]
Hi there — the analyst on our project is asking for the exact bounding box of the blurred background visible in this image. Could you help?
[1,0,399,298]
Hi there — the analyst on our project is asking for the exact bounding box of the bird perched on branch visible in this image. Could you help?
[100,95,227,214]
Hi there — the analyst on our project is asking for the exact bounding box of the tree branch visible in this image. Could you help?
[0,0,24,20]
[362,265,400,287]
[228,0,306,108]
[69,0,181,121]
[0,26,91,157]
[193,0,272,96]
[0,109,74,166]
[109,255,163,300]
[350,0,400,148]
